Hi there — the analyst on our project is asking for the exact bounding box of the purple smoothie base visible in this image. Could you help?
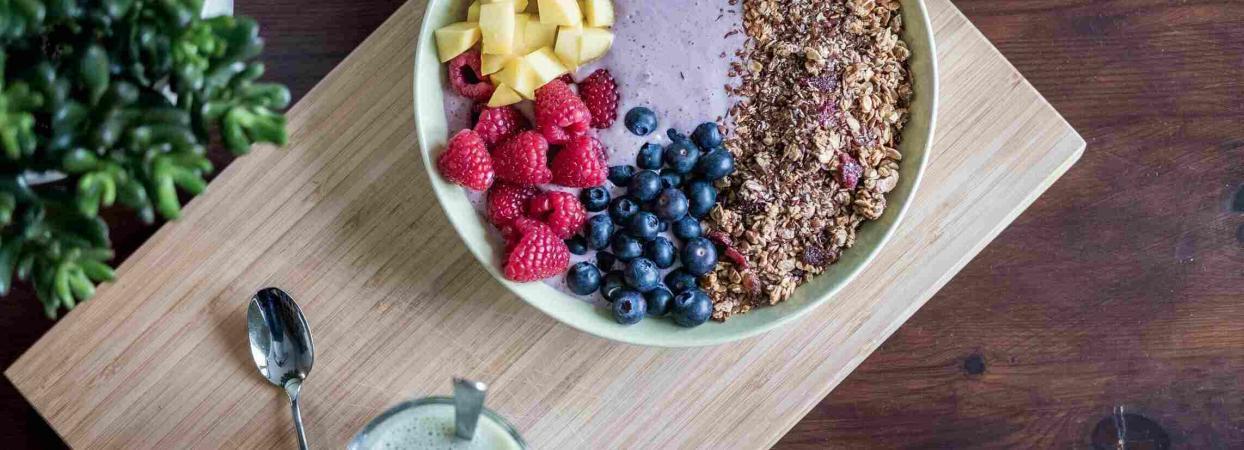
[440,1,744,301]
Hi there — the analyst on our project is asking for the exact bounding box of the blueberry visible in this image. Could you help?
[673,216,702,240]
[664,140,701,174]
[692,122,723,149]
[653,188,689,222]
[644,237,676,269]
[659,221,669,232]
[664,269,699,294]
[608,165,635,187]
[580,187,611,212]
[611,233,644,261]
[601,271,627,301]
[637,143,664,169]
[627,170,662,202]
[624,107,658,136]
[586,215,614,250]
[612,290,647,325]
[609,196,640,225]
[597,251,617,271]
[671,289,712,327]
[681,237,719,276]
[684,180,717,218]
[624,258,661,292]
[659,168,683,189]
[566,262,602,295]
[626,211,661,241]
[566,235,588,255]
[696,148,735,181]
[644,287,674,316]
[667,128,688,143]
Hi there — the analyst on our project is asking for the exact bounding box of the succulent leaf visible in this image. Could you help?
[0,0,287,316]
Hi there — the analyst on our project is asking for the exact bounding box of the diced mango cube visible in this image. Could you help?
[537,0,582,26]
[435,21,481,63]
[468,0,481,21]
[513,13,531,54]
[481,54,513,75]
[494,58,540,99]
[524,20,558,51]
[578,27,613,63]
[484,0,527,12]
[488,84,524,107]
[554,26,582,70]
[580,0,613,27]
[480,1,516,55]
[524,47,569,85]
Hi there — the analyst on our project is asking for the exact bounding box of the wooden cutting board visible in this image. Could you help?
[6,0,1084,448]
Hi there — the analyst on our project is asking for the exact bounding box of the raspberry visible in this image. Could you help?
[487,182,541,227]
[502,218,570,282]
[447,50,495,102]
[534,80,591,145]
[577,69,619,129]
[556,74,575,84]
[835,152,863,190]
[474,106,528,147]
[550,135,607,188]
[492,131,552,185]
[500,216,544,245]
[538,122,573,146]
[436,129,494,190]
[527,191,587,239]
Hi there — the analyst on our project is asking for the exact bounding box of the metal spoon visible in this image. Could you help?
[248,287,315,450]
[453,378,488,440]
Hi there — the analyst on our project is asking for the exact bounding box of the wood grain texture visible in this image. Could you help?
[4,0,1084,448]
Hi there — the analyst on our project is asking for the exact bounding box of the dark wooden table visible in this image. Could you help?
[3,1,1241,448]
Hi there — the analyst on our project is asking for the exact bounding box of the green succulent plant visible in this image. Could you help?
[0,0,289,317]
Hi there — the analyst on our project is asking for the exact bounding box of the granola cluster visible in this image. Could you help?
[705,0,913,320]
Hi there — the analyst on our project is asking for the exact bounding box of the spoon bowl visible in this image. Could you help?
[247,287,315,449]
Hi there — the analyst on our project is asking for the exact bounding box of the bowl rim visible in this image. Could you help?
[412,0,939,347]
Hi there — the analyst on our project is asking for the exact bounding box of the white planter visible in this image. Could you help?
[203,0,234,17]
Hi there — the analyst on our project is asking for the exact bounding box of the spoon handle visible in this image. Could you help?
[453,378,488,440]
[286,380,309,450]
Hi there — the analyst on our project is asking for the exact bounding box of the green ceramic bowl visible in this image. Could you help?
[413,0,938,347]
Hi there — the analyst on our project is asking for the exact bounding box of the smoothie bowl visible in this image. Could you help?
[414,0,937,347]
